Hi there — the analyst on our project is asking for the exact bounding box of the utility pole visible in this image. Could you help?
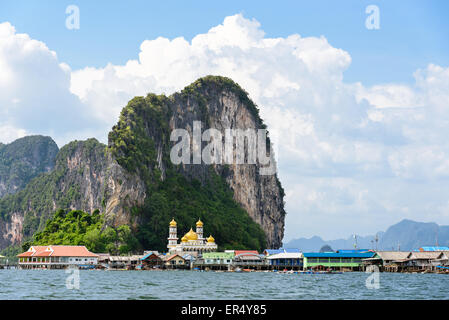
[436,225,439,247]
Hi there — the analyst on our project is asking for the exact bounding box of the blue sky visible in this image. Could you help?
[1,0,448,85]
[1,1,449,242]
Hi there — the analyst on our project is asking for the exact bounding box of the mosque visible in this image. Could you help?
[167,218,218,255]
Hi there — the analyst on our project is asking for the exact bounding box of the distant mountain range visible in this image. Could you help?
[285,219,449,252]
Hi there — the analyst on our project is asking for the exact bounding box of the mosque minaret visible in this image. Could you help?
[167,218,179,250]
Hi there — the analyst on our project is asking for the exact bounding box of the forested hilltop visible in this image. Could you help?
[0,76,286,256]
[0,136,58,198]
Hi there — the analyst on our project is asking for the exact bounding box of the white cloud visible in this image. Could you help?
[2,15,449,240]
[0,22,101,146]
[0,124,27,144]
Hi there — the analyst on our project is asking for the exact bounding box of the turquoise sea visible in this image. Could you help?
[0,269,448,300]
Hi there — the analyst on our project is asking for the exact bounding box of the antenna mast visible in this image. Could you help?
[436,225,439,247]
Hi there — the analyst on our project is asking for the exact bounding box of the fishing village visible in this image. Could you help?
[2,219,449,274]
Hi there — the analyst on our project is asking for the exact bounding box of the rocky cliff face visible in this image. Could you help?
[170,78,285,248]
[0,76,286,251]
[0,139,108,249]
[0,136,58,198]
[106,76,286,248]
[103,153,146,228]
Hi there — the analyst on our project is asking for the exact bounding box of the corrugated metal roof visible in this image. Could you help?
[303,252,375,258]
[376,251,410,261]
[109,255,142,262]
[408,252,441,259]
[264,248,301,255]
[266,252,302,259]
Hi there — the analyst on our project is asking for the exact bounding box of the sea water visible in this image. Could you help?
[0,269,448,300]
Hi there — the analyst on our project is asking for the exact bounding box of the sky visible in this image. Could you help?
[1,1,449,242]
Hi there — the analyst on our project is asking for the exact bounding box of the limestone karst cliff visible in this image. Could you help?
[0,76,286,251]
[0,139,107,249]
[0,136,58,199]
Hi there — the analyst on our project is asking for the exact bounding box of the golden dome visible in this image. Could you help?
[184,228,198,241]
[169,218,177,227]
[207,235,215,243]
[181,236,188,242]
[196,219,204,227]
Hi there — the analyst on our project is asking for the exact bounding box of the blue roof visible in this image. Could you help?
[303,252,375,258]
[264,249,283,255]
[264,248,301,255]
[419,246,449,251]
[182,254,196,261]
[336,249,370,253]
[141,252,159,260]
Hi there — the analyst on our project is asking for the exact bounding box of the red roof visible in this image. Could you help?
[17,246,48,258]
[17,246,98,258]
[234,250,259,256]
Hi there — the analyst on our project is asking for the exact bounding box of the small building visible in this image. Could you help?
[182,253,196,269]
[303,251,375,271]
[266,252,303,270]
[140,252,164,269]
[233,250,267,270]
[17,245,98,269]
[364,250,449,272]
[164,253,188,269]
[95,253,111,269]
[403,252,442,271]
[108,255,143,270]
[434,252,449,269]
[194,252,235,270]
[362,251,414,272]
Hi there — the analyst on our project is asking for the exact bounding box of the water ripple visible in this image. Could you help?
[1,269,448,299]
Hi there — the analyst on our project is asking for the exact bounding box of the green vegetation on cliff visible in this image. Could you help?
[108,76,268,252]
[0,76,283,254]
[0,135,59,199]
[0,138,106,238]
[180,76,267,129]
[136,168,267,252]
[25,209,139,255]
